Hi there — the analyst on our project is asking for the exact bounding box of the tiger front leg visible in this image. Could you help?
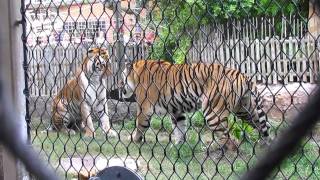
[100,104,117,138]
[80,102,95,137]
[129,112,151,143]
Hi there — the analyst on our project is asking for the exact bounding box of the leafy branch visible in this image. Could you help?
[146,0,307,63]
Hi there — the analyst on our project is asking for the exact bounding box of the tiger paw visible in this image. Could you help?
[83,127,95,138]
[222,140,237,152]
[133,135,143,143]
[68,129,76,136]
[106,129,118,138]
[128,130,143,143]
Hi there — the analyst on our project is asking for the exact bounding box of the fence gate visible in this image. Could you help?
[21,0,320,179]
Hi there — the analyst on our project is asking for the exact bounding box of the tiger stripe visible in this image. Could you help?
[51,48,116,138]
[121,60,271,147]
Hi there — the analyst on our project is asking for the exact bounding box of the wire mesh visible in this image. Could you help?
[0,80,58,180]
[21,0,320,179]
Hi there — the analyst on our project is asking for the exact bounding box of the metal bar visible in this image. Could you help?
[20,0,31,142]
[241,85,320,180]
[0,0,21,178]
[0,82,59,180]
[113,0,125,93]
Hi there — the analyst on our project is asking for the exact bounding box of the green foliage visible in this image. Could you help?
[150,116,162,129]
[190,111,205,128]
[254,0,304,16]
[124,120,136,130]
[32,120,320,179]
[150,116,172,132]
[191,111,258,145]
[149,0,307,63]
[168,143,197,160]
[167,128,204,160]
[148,111,259,142]
[227,114,259,142]
[149,111,206,131]
[149,0,204,63]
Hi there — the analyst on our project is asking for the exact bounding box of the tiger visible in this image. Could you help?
[120,60,271,150]
[51,47,117,137]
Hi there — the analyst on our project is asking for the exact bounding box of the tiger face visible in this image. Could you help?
[85,48,112,78]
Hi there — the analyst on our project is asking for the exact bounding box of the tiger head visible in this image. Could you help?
[83,47,112,78]
[120,62,136,98]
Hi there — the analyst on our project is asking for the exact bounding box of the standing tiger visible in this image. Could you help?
[51,48,117,137]
[120,60,271,149]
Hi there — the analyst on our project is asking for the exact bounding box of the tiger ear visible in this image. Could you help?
[103,50,109,60]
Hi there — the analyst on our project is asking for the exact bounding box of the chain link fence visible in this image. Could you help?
[21,0,320,179]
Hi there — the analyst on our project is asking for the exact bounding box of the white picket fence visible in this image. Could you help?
[27,37,319,97]
[27,15,319,97]
[27,44,150,97]
[188,35,320,84]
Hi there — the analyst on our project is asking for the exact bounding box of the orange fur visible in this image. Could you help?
[51,48,115,137]
[122,60,270,148]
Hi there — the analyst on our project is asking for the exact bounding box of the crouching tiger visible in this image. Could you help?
[51,48,117,137]
[120,60,271,149]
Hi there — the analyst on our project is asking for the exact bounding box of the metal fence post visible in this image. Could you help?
[113,0,125,92]
[0,0,28,179]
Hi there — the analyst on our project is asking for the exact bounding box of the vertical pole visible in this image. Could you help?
[112,0,125,101]
[113,0,124,89]
[0,0,28,179]
[0,2,15,179]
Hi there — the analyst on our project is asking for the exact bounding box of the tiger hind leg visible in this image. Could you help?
[201,92,237,152]
[171,113,187,144]
[235,94,272,146]
[203,107,237,152]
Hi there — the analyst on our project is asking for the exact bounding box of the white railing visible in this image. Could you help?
[188,36,319,84]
